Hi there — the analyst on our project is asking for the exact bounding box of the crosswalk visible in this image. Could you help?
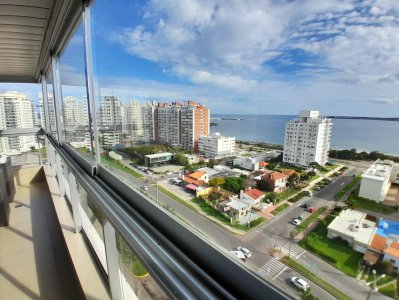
[280,242,306,259]
[259,258,287,279]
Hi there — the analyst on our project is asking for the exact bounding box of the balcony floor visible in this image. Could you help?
[0,166,85,300]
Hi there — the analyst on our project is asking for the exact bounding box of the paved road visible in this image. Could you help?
[105,160,392,300]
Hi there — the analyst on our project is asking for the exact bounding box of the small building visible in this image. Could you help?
[198,133,235,159]
[359,160,398,202]
[261,171,288,193]
[363,234,387,266]
[187,171,209,183]
[184,154,199,165]
[144,152,173,167]
[327,209,376,253]
[217,199,250,221]
[240,188,265,206]
[383,242,399,270]
[233,151,281,170]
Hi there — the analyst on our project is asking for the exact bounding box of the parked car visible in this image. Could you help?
[302,203,310,209]
[308,207,316,213]
[236,246,251,258]
[292,218,302,226]
[141,185,149,191]
[230,250,247,262]
[291,276,309,291]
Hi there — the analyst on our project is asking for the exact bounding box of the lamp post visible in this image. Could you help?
[366,269,385,300]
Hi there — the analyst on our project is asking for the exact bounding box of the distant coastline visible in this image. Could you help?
[327,116,399,121]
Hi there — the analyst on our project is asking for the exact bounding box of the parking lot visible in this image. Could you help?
[158,179,195,201]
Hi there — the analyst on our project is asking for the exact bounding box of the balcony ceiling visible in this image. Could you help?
[0,0,82,83]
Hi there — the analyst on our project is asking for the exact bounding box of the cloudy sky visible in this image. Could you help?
[1,0,399,116]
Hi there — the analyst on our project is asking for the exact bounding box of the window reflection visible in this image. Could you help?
[59,21,93,161]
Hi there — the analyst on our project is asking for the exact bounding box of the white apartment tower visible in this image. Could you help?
[63,96,89,127]
[0,91,36,154]
[283,110,332,166]
[100,96,122,130]
[122,101,144,140]
[198,132,235,158]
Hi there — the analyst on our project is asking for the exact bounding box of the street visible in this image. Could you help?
[105,160,391,300]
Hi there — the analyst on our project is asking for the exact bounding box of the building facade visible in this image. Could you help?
[283,110,332,167]
[0,91,36,154]
[122,101,144,141]
[100,96,122,130]
[198,132,235,158]
[359,160,398,202]
[157,104,181,147]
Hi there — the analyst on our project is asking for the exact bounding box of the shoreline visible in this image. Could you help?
[237,140,399,159]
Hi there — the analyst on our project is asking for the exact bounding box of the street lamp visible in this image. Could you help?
[366,269,385,300]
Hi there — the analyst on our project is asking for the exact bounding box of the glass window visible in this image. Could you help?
[59,21,93,161]
[46,70,58,139]
[116,232,168,300]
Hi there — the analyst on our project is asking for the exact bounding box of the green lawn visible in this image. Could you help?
[348,191,397,215]
[335,176,361,200]
[291,206,327,236]
[288,191,309,203]
[156,185,197,212]
[191,198,266,231]
[265,188,300,201]
[282,256,352,300]
[271,203,290,215]
[101,156,143,178]
[300,218,363,277]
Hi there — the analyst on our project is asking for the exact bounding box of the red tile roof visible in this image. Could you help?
[244,189,265,200]
[182,177,205,186]
[369,234,387,253]
[189,171,206,179]
[259,161,269,167]
[384,241,399,258]
[262,171,288,181]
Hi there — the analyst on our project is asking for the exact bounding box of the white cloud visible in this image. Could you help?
[107,0,399,116]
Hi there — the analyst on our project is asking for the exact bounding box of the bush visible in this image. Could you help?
[375,260,394,274]
[288,191,308,203]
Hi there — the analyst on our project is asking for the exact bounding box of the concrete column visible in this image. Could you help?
[104,221,123,300]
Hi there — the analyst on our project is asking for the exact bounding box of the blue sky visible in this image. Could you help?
[1,0,399,116]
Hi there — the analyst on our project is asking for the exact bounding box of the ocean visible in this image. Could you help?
[210,115,399,156]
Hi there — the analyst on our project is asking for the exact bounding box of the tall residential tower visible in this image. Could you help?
[283,110,332,166]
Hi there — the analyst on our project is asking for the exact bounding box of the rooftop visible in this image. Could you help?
[145,152,173,159]
[328,209,376,245]
[189,171,206,179]
[362,160,394,182]
[369,234,387,253]
[384,241,399,258]
[227,199,249,211]
[376,219,399,239]
[243,189,265,200]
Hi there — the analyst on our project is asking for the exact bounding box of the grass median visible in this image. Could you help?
[101,156,143,178]
[282,256,352,300]
[156,185,197,212]
[335,175,361,200]
[271,203,290,215]
[291,206,327,236]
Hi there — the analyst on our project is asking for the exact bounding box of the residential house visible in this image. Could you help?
[383,242,399,270]
[261,171,288,193]
[188,171,209,183]
[327,209,376,254]
[363,234,387,266]
[217,199,250,222]
[239,188,265,206]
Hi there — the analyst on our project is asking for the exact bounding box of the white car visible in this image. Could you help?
[292,218,302,226]
[236,246,251,258]
[291,277,309,291]
[230,250,247,262]
[141,185,149,191]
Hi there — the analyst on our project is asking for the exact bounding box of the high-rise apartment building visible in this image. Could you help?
[63,96,89,127]
[157,103,181,147]
[142,104,157,143]
[100,96,122,130]
[181,101,210,151]
[283,110,332,166]
[141,101,210,150]
[122,101,144,141]
[0,91,36,154]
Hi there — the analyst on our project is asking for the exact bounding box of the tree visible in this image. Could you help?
[256,180,270,191]
[209,177,225,187]
[208,159,217,168]
[375,260,394,274]
[174,153,188,166]
[222,177,245,194]
[267,192,278,204]
[287,173,300,187]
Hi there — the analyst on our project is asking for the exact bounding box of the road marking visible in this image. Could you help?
[259,258,287,280]
[280,242,306,259]
[340,182,345,186]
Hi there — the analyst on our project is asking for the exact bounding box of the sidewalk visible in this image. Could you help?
[296,250,390,300]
